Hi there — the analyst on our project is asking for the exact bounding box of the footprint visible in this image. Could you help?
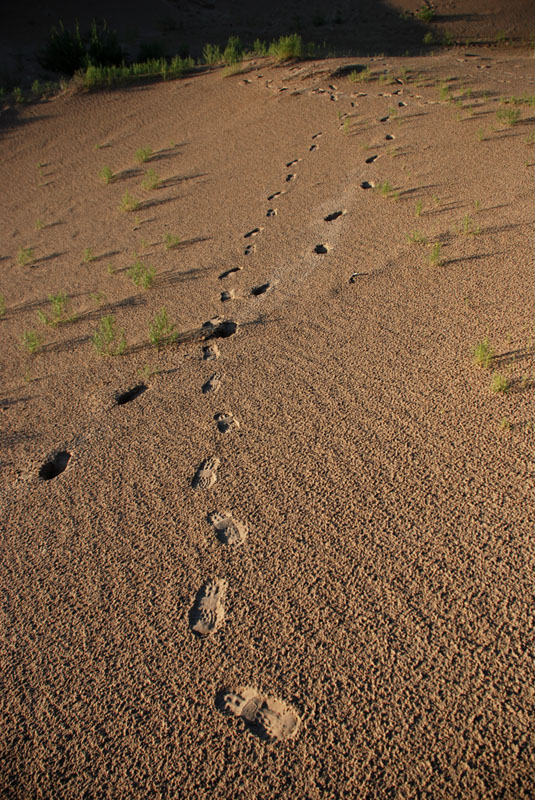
[251,282,271,296]
[312,132,322,139]
[361,180,374,189]
[286,159,300,167]
[385,134,395,140]
[219,687,301,742]
[365,154,378,163]
[214,411,240,433]
[220,290,235,302]
[285,174,295,183]
[314,244,329,254]
[115,384,147,406]
[219,266,242,279]
[244,228,262,239]
[208,511,248,546]
[192,457,220,490]
[244,244,255,256]
[189,579,227,637]
[268,191,282,201]
[39,450,71,481]
[324,210,345,222]
[202,373,221,395]
[380,115,389,122]
[266,209,277,217]
[203,343,220,360]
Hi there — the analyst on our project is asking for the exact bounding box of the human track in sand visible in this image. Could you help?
[189,579,227,638]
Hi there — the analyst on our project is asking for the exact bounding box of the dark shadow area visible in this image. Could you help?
[138,195,180,211]
[40,334,92,354]
[38,450,70,480]
[113,167,143,181]
[155,265,214,289]
[159,172,208,188]
[0,396,34,409]
[492,346,535,370]
[115,384,147,406]
[31,251,66,266]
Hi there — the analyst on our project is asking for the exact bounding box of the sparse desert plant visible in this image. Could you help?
[407,231,428,244]
[500,417,512,430]
[429,242,442,266]
[202,43,222,65]
[477,128,485,142]
[496,107,521,126]
[21,330,41,354]
[149,307,177,349]
[269,34,307,62]
[141,168,160,189]
[491,372,510,394]
[350,67,372,83]
[35,219,44,230]
[135,146,153,164]
[415,199,423,217]
[92,314,126,356]
[107,262,115,274]
[462,214,481,235]
[17,246,34,266]
[90,290,106,306]
[223,35,243,64]
[473,338,494,368]
[119,191,140,212]
[526,133,535,145]
[37,292,75,326]
[417,4,435,21]
[128,258,155,288]
[0,295,5,315]
[164,233,181,250]
[99,165,113,184]
[342,117,351,134]
[377,180,393,197]
[83,247,95,262]
[423,32,434,46]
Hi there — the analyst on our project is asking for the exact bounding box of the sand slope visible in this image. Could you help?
[2,45,535,798]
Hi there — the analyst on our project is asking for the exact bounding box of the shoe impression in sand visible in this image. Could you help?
[189,578,227,638]
[221,687,301,741]
[208,511,248,546]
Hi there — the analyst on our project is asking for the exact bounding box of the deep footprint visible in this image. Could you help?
[251,282,271,296]
[115,384,147,405]
[244,244,255,256]
[189,579,227,637]
[268,191,282,201]
[214,412,240,433]
[286,159,300,167]
[220,687,301,741]
[208,511,248,545]
[361,181,373,189]
[219,266,242,279]
[39,450,71,481]
[244,228,261,238]
[365,155,378,163]
[324,210,345,222]
[220,290,235,302]
[203,343,220,360]
[266,208,277,217]
[285,173,295,183]
[309,144,318,152]
[202,373,221,395]
[314,244,329,254]
[192,457,220,490]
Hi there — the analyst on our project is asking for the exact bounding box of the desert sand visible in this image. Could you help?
[2,2,535,798]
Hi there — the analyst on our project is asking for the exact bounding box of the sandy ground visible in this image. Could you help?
[2,10,535,799]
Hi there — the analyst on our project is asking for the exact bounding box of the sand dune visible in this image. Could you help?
[2,8,535,797]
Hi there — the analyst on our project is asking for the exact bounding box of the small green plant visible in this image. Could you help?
[13,87,24,104]
[0,295,5,315]
[141,168,160,189]
[496,108,521,126]
[429,242,442,266]
[37,292,75,326]
[119,191,139,212]
[149,307,177,350]
[462,214,481,235]
[473,200,480,212]
[164,233,181,250]
[269,34,308,62]
[491,373,510,394]
[350,67,372,83]
[17,246,34,266]
[473,338,494,369]
[525,133,535,145]
[423,31,434,46]
[99,165,113,184]
[83,247,95,262]
[223,35,243,64]
[90,290,106,306]
[377,180,393,197]
[92,315,126,356]
[415,199,423,217]
[107,262,115,275]
[417,5,435,22]
[202,43,222,65]
[407,231,428,244]
[135,146,153,164]
[128,258,155,289]
[35,219,44,231]
[477,128,485,142]
[500,417,512,431]
[342,117,351,135]
[21,330,41,355]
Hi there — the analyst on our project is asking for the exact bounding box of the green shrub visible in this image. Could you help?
[128,258,155,289]
[473,338,494,368]
[149,308,177,349]
[38,19,124,76]
[223,36,243,65]
[92,315,126,356]
[269,34,308,61]
[202,43,222,65]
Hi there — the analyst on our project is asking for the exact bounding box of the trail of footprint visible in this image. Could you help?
[219,687,301,741]
[285,173,295,183]
[115,384,147,406]
[220,290,235,302]
[251,282,271,296]
[192,457,220,490]
[39,450,71,481]
[268,191,283,201]
[244,228,262,239]
[189,579,227,637]
[286,159,300,167]
[314,244,329,254]
[202,373,221,395]
[266,208,277,217]
[203,343,220,360]
[365,154,378,163]
[214,412,240,433]
[208,511,248,546]
[244,244,255,256]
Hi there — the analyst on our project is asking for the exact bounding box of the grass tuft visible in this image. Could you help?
[99,165,113,184]
[491,373,510,394]
[164,233,181,250]
[92,315,126,356]
[135,146,153,164]
[473,338,494,369]
[128,258,155,289]
[21,330,42,354]
[149,307,177,350]
[17,246,35,266]
[119,191,140,212]
[141,168,160,189]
